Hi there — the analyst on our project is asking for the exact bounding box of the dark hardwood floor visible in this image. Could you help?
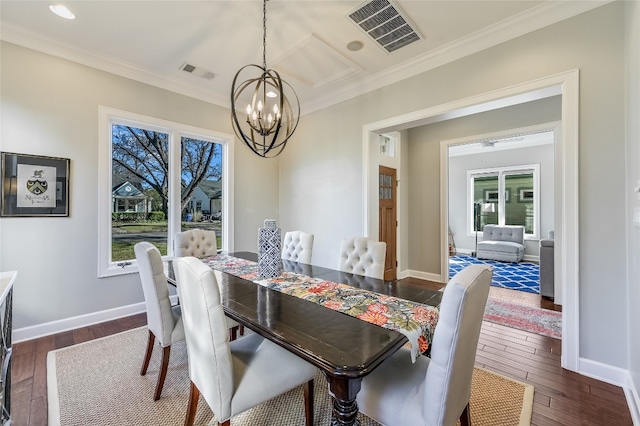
[11,282,633,425]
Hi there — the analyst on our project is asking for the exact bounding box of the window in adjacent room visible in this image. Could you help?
[98,107,233,277]
[468,165,539,238]
[379,133,396,157]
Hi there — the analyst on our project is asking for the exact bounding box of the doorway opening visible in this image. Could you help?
[362,70,579,372]
[445,124,559,302]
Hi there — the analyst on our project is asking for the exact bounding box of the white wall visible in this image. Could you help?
[448,143,554,257]
[625,0,640,419]
[0,42,279,332]
[279,3,628,370]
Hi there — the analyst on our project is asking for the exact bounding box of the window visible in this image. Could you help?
[468,165,539,237]
[98,107,234,277]
[379,133,396,157]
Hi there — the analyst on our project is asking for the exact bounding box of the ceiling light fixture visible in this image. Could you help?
[230,0,299,158]
[49,4,75,20]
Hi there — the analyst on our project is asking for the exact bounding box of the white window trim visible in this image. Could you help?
[467,164,540,240]
[98,106,234,278]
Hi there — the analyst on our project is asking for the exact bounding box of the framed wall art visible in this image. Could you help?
[1,152,70,217]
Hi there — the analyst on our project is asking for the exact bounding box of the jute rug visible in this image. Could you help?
[47,327,534,426]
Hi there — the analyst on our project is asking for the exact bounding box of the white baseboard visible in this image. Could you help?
[12,295,177,343]
[579,357,630,387]
[13,302,145,343]
[454,249,474,256]
[399,269,443,283]
[625,373,640,426]
[581,361,640,425]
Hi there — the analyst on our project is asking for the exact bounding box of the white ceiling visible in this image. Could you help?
[0,1,609,114]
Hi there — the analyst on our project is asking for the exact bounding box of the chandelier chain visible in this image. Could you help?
[262,0,267,70]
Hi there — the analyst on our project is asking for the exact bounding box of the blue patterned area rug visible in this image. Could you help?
[449,255,540,294]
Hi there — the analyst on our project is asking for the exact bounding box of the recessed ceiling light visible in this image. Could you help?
[49,4,76,20]
[347,40,364,52]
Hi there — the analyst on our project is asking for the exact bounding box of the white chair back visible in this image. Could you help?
[174,256,317,425]
[174,229,218,258]
[134,241,180,346]
[174,256,234,420]
[135,241,185,400]
[338,237,386,279]
[355,264,491,425]
[281,231,314,264]
[422,264,492,425]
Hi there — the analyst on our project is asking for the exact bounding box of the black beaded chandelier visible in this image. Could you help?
[230,0,300,158]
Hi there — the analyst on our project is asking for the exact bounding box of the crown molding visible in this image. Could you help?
[1,1,613,115]
[0,22,229,108]
[303,0,613,114]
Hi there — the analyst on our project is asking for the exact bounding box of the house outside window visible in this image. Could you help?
[468,164,539,237]
[112,181,147,213]
[98,107,233,277]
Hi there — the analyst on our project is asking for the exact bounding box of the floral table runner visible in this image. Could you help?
[202,253,439,361]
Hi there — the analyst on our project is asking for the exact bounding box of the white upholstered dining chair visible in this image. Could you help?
[356,264,492,426]
[173,256,318,426]
[174,228,242,340]
[338,237,386,279]
[174,228,218,258]
[282,230,314,264]
[134,241,185,401]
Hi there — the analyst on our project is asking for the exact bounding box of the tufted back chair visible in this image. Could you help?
[174,229,218,258]
[281,231,314,264]
[174,229,241,340]
[338,237,386,280]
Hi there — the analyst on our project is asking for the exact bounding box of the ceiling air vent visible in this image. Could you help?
[347,0,422,53]
[179,62,215,80]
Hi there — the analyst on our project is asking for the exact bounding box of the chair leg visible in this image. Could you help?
[303,379,314,426]
[184,381,200,426]
[229,326,238,341]
[154,345,171,401]
[460,402,471,426]
[239,325,245,336]
[140,329,155,376]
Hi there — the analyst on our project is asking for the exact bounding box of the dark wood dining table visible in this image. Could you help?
[169,252,442,426]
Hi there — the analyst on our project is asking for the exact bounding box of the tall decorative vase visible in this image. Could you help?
[258,219,282,278]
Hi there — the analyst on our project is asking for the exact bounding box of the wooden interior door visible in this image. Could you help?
[379,166,397,281]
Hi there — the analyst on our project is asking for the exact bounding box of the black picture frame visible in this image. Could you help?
[1,152,70,217]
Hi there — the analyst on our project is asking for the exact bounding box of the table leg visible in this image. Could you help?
[324,373,362,426]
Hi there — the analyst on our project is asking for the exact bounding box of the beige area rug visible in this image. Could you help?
[47,327,533,426]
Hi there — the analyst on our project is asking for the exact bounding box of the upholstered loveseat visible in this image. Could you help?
[477,225,525,263]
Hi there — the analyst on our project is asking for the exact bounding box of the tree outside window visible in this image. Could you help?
[109,124,222,262]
